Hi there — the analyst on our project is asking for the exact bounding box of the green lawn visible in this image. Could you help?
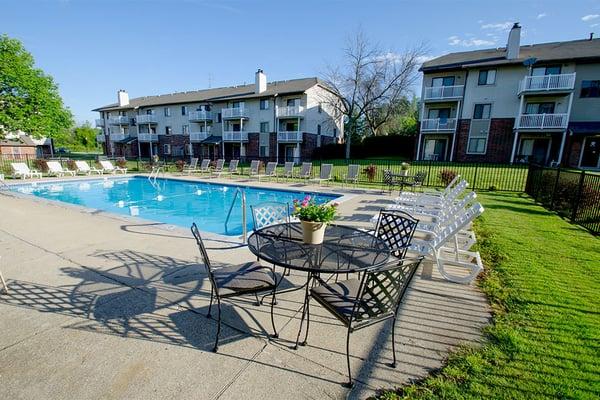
[378,192,600,399]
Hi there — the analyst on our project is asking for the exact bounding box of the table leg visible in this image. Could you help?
[293,272,313,350]
[260,267,309,305]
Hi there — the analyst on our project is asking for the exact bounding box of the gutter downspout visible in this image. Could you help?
[450,70,468,161]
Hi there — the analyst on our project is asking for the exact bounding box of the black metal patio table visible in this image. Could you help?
[247,222,390,348]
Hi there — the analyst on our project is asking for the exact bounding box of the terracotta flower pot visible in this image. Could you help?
[301,220,327,244]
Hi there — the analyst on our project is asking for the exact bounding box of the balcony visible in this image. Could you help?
[108,116,129,125]
[516,113,569,130]
[188,110,212,122]
[423,85,464,101]
[137,134,159,142]
[222,107,248,119]
[109,133,126,142]
[420,118,457,132]
[190,132,210,142]
[277,131,303,142]
[95,119,105,127]
[136,114,158,124]
[276,105,304,118]
[518,73,576,94]
[223,131,249,142]
[96,134,106,142]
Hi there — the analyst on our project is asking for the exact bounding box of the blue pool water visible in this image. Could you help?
[11,177,340,236]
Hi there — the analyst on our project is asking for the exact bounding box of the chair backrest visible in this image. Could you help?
[413,171,427,184]
[352,257,423,325]
[12,162,29,173]
[190,223,218,290]
[300,162,312,176]
[46,161,63,172]
[383,170,393,185]
[284,162,294,174]
[374,210,419,259]
[75,161,90,171]
[250,160,260,173]
[347,164,359,180]
[432,202,484,249]
[320,164,333,179]
[215,159,225,170]
[200,159,210,170]
[189,158,199,168]
[250,201,290,231]
[442,174,461,196]
[228,159,239,171]
[442,179,468,206]
[265,162,277,175]
[100,160,115,170]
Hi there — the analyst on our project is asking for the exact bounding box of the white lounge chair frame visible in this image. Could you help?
[222,160,240,178]
[259,162,278,181]
[310,163,333,186]
[248,160,260,178]
[75,161,103,175]
[46,161,76,177]
[282,162,295,180]
[211,159,225,177]
[99,160,127,174]
[183,158,199,175]
[11,162,42,179]
[297,162,312,180]
[343,164,360,187]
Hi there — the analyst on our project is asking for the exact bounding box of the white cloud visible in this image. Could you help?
[582,14,599,22]
[416,55,437,64]
[592,23,599,27]
[480,21,513,31]
[448,35,496,47]
[537,13,547,20]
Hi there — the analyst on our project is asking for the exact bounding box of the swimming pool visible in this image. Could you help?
[10,177,341,236]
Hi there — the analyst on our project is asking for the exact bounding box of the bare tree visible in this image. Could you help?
[321,30,426,158]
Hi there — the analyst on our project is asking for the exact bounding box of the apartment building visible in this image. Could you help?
[93,70,343,161]
[416,23,600,169]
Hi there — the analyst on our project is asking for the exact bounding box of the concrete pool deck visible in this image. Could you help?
[0,174,491,399]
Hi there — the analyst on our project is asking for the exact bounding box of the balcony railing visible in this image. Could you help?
[109,133,126,142]
[516,113,569,129]
[136,114,158,124]
[222,131,249,141]
[95,119,105,127]
[222,107,248,119]
[108,116,129,125]
[137,133,159,142]
[420,118,457,132]
[276,105,304,118]
[277,131,303,142]
[190,132,210,142]
[96,134,106,142]
[518,73,576,94]
[188,110,212,122]
[423,85,464,101]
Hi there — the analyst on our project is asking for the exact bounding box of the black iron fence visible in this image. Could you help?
[526,164,600,235]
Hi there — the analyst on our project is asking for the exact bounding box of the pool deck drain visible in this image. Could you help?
[0,174,490,399]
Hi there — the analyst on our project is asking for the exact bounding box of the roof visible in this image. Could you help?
[0,135,36,147]
[201,135,222,145]
[93,77,320,112]
[421,38,600,72]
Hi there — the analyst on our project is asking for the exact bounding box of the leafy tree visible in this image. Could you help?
[378,96,419,136]
[54,122,100,151]
[0,34,73,139]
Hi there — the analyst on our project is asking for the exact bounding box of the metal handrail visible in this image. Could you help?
[224,188,247,242]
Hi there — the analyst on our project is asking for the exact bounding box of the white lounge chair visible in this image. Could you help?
[297,162,312,180]
[310,163,333,186]
[46,161,76,177]
[211,159,225,177]
[248,160,260,179]
[183,158,199,175]
[198,159,211,175]
[11,162,42,179]
[99,160,127,174]
[395,175,461,204]
[282,162,295,180]
[343,164,360,187]
[395,179,468,213]
[222,160,240,177]
[259,162,278,181]
[75,160,103,175]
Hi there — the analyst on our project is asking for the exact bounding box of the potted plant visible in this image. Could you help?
[292,195,338,245]
[399,162,410,176]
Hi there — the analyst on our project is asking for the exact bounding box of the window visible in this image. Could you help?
[318,103,323,113]
[181,106,187,116]
[581,80,600,98]
[260,99,269,110]
[163,144,171,155]
[525,102,555,114]
[182,124,189,135]
[172,145,184,156]
[532,65,561,76]
[473,104,491,119]
[165,126,172,135]
[478,69,496,85]
[146,109,154,115]
[259,146,267,157]
[164,107,171,117]
[333,128,337,136]
[120,111,127,116]
[260,122,269,133]
[317,124,321,135]
[232,101,243,109]
[467,138,487,154]
[285,122,298,131]
[217,113,222,123]
[150,126,157,134]
[431,76,455,87]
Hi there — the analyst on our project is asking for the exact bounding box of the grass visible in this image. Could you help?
[377,192,600,399]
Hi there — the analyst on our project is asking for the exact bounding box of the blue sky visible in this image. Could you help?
[2,0,600,123]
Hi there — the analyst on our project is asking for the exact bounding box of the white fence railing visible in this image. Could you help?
[137,134,159,142]
[223,131,249,141]
[96,134,106,142]
[108,116,129,125]
[519,73,576,93]
[517,113,569,129]
[222,107,248,119]
[189,132,210,142]
[95,119,105,127]
[109,134,126,142]
[420,118,457,131]
[188,111,212,121]
[276,105,304,118]
[277,131,303,142]
[423,85,464,100]
[136,115,158,124]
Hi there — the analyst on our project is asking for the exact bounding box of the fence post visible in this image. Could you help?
[426,159,432,187]
[550,167,561,210]
[571,170,586,222]
[472,163,479,190]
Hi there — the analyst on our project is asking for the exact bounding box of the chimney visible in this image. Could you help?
[255,69,267,94]
[506,23,521,60]
[118,90,129,107]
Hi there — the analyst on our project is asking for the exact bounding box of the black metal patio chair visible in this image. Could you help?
[251,201,292,277]
[374,209,419,260]
[190,223,279,352]
[405,171,427,192]
[311,256,424,387]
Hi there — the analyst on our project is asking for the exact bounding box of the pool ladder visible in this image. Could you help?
[224,188,247,243]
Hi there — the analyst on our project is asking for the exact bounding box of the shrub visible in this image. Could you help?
[175,159,185,172]
[66,159,77,171]
[439,169,458,186]
[115,158,127,169]
[33,159,48,173]
[363,164,377,182]
[488,184,498,191]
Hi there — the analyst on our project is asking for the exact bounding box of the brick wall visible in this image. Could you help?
[269,133,277,159]
[302,133,317,159]
[247,133,260,158]
[455,118,515,163]
[158,135,189,157]
[565,135,584,167]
